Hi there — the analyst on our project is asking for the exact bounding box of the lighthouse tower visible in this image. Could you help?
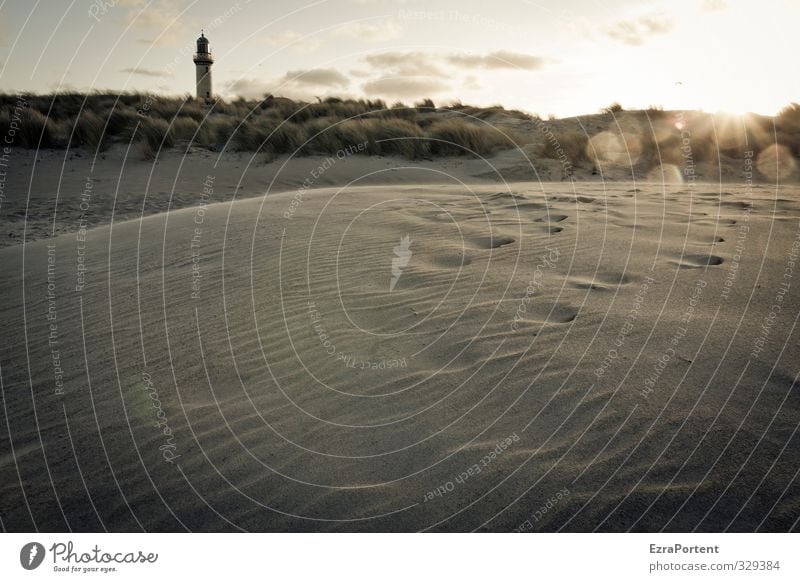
[193,31,213,104]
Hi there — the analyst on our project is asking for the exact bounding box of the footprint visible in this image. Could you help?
[535,214,569,223]
[576,196,596,203]
[488,192,526,201]
[721,200,753,210]
[556,310,577,323]
[470,234,516,249]
[689,236,725,245]
[514,202,547,211]
[693,218,737,227]
[670,254,724,268]
[515,303,578,325]
[569,278,608,291]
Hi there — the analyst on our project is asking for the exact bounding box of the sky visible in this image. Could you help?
[0,0,797,118]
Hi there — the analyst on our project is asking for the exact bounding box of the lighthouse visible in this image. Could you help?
[193,31,214,104]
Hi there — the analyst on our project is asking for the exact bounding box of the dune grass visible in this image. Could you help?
[2,93,799,176]
[0,92,529,160]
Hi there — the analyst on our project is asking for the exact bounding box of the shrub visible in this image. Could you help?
[172,117,201,142]
[229,115,307,155]
[776,104,800,155]
[263,120,306,155]
[45,93,85,121]
[148,95,191,121]
[0,92,621,160]
[71,110,108,148]
[426,118,510,156]
[138,117,173,159]
[603,102,624,114]
[0,110,10,141]
[362,118,428,158]
[300,118,347,155]
[541,130,589,165]
[255,97,313,123]
[105,107,139,142]
[379,102,417,123]
[200,115,239,147]
[231,116,271,152]
[18,108,58,148]
[329,120,371,153]
[179,101,208,122]
[297,118,428,158]
[777,103,800,132]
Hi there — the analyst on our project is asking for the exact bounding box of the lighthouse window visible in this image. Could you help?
[206,92,210,98]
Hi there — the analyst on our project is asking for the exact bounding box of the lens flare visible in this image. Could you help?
[756,144,796,181]
[647,164,683,184]
[587,131,643,167]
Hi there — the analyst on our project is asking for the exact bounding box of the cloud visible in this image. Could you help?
[225,78,273,99]
[364,50,545,76]
[362,77,448,99]
[282,68,350,88]
[121,66,169,78]
[358,49,548,100]
[364,51,445,77]
[225,68,352,101]
[605,13,672,46]
[360,51,450,99]
[703,0,728,10]
[333,20,402,41]
[447,50,546,70]
[365,52,421,68]
[226,78,359,102]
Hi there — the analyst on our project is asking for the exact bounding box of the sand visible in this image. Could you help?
[0,143,799,532]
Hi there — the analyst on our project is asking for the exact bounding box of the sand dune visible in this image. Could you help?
[1,169,798,531]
